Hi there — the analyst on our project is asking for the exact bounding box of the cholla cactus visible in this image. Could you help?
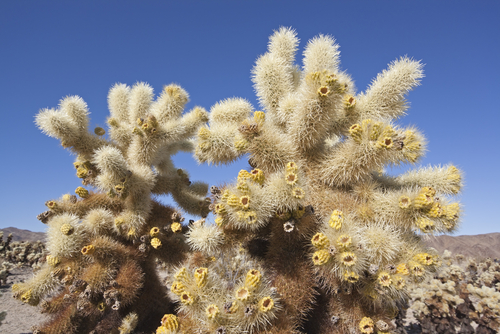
[190,27,463,332]
[13,82,210,333]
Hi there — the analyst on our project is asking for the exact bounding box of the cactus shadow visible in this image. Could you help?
[0,311,6,326]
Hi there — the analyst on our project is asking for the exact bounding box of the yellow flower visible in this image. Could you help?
[343,95,356,109]
[292,187,305,199]
[318,86,330,97]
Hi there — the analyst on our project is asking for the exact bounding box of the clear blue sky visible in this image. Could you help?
[1,1,499,235]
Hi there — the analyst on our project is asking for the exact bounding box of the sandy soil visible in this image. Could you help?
[0,266,48,334]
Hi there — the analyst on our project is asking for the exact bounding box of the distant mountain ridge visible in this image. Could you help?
[1,227,46,242]
[1,226,500,259]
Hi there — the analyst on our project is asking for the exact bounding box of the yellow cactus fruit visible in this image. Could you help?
[444,203,460,221]
[45,200,57,210]
[47,255,60,267]
[344,271,359,283]
[75,186,89,198]
[377,272,392,287]
[427,202,443,218]
[98,302,106,312]
[198,141,211,152]
[60,223,74,235]
[416,217,435,233]
[254,110,265,124]
[174,267,189,282]
[160,314,179,331]
[414,253,434,266]
[180,292,194,305]
[285,171,298,185]
[318,86,330,97]
[107,117,118,127]
[236,287,251,301]
[376,137,394,149]
[291,187,305,199]
[171,222,182,233]
[150,226,160,237]
[250,168,265,184]
[286,161,298,173]
[227,194,240,207]
[205,304,219,320]
[245,269,262,289]
[238,169,252,181]
[446,165,462,192]
[394,276,406,289]
[194,267,208,288]
[312,249,331,266]
[236,179,250,194]
[81,244,95,256]
[361,119,373,131]
[343,95,356,109]
[359,317,375,334]
[234,139,249,152]
[151,238,162,249]
[414,192,433,209]
[94,127,105,136]
[214,203,227,215]
[127,227,137,238]
[340,252,357,267]
[337,235,352,248]
[239,195,250,210]
[220,189,230,202]
[396,263,409,276]
[156,326,169,334]
[349,124,362,143]
[259,296,274,312]
[21,289,33,304]
[170,281,186,295]
[244,211,257,225]
[311,233,330,249]
[369,122,383,141]
[329,210,344,230]
[76,166,89,178]
[381,124,396,138]
[215,216,225,227]
[198,126,210,140]
[398,195,411,209]
[114,217,125,227]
